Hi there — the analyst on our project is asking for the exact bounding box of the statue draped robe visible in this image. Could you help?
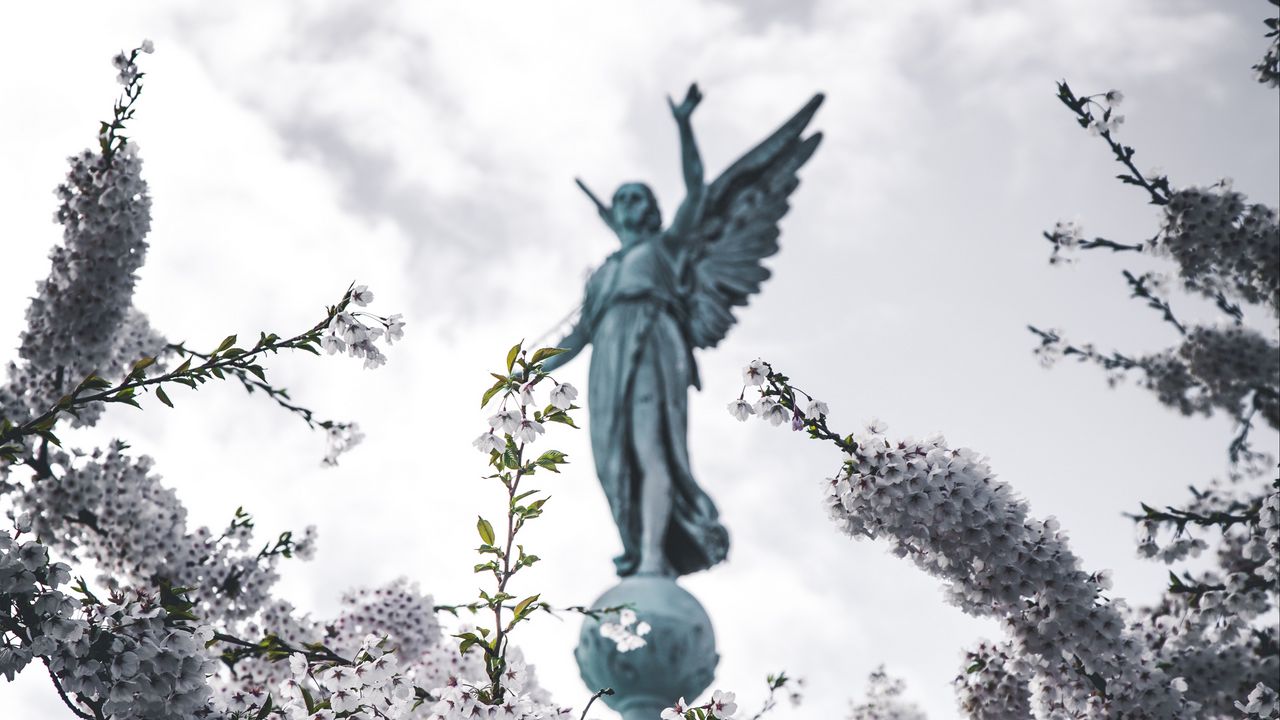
[580,235,729,577]
[559,89,823,578]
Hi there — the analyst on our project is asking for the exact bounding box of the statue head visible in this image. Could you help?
[611,182,662,239]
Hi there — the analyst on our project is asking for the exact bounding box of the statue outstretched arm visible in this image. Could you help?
[668,83,706,238]
[539,319,589,373]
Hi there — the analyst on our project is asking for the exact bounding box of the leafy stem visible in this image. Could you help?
[458,341,575,704]
[0,287,358,462]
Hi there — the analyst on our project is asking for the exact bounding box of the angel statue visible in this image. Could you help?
[541,83,823,579]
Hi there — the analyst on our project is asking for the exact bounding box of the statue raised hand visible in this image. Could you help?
[543,83,823,577]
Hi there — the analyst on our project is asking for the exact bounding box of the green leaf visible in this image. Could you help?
[536,450,567,465]
[476,516,496,545]
[481,377,507,408]
[503,447,520,470]
[79,374,112,391]
[254,695,274,720]
[513,594,540,619]
[130,356,156,375]
[173,357,192,375]
[506,340,523,372]
[155,387,174,408]
[530,347,568,364]
[215,335,237,353]
[545,412,578,429]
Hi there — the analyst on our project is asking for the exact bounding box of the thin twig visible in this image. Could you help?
[42,657,99,720]
[579,687,614,720]
[1122,270,1185,335]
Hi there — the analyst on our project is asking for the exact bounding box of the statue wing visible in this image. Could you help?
[683,93,824,349]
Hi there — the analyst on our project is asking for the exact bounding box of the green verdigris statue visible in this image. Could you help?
[548,83,823,719]
[542,83,823,578]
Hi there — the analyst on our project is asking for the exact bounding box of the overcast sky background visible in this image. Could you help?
[2,2,1278,718]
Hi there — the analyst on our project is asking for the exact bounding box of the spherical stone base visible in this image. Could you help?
[575,576,718,720]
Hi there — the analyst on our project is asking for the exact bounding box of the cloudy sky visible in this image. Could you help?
[2,1,1278,718]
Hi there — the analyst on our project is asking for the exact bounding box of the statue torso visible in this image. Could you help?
[583,235,686,331]
[612,237,677,299]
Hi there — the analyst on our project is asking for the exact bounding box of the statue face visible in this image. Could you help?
[611,182,661,237]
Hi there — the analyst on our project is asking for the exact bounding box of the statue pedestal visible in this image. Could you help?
[575,576,718,720]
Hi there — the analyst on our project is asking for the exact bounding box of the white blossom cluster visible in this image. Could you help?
[275,639,418,719]
[729,359,827,429]
[0,139,162,430]
[1130,598,1278,717]
[1125,473,1279,717]
[847,666,927,720]
[211,582,564,720]
[425,647,572,720]
[1238,683,1280,719]
[1174,324,1279,428]
[47,588,219,720]
[325,423,367,467]
[111,42,153,86]
[0,527,74,682]
[661,689,738,720]
[17,442,313,625]
[474,378,576,453]
[1043,220,1086,266]
[953,641,1032,720]
[597,607,650,652]
[1,529,223,719]
[1155,182,1280,312]
[1042,323,1280,431]
[320,285,406,370]
[810,421,1196,717]
[335,579,442,661]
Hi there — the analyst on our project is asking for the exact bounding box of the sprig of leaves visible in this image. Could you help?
[0,287,362,463]
[456,341,577,704]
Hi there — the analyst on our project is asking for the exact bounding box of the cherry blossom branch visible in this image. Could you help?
[0,285,387,461]
[1122,270,1185,335]
[748,672,795,720]
[735,360,1198,716]
[1055,81,1170,205]
[212,630,354,668]
[1230,397,1261,464]
[1027,325,1139,370]
[458,340,580,704]
[99,42,153,165]
[1133,499,1262,530]
[164,342,349,433]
